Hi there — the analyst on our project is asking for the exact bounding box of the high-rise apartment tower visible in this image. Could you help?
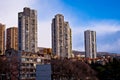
[18,7,37,52]
[52,14,72,58]
[0,23,5,55]
[84,30,97,58]
[6,27,18,50]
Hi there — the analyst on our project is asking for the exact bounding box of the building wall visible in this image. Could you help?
[84,30,97,58]
[52,14,72,58]
[19,51,50,80]
[36,64,51,80]
[0,23,5,55]
[19,52,37,80]
[18,7,37,53]
[37,47,52,55]
[6,27,18,50]
[64,22,72,58]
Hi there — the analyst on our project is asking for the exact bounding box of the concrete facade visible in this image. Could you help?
[6,27,18,50]
[0,23,5,55]
[84,30,97,58]
[52,14,72,58]
[19,51,51,80]
[19,52,37,80]
[18,7,37,53]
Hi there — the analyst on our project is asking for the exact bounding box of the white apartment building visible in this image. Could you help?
[52,14,72,58]
[18,7,37,53]
[84,30,97,58]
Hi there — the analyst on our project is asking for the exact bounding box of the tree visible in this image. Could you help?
[51,59,98,80]
[91,58,120,80]
[0,56,10,80]
[0,49,19,80]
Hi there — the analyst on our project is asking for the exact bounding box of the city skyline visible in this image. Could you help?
[0,0,120,53]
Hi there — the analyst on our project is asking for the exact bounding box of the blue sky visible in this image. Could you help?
[62,0,120,19]
[0,0,120,53]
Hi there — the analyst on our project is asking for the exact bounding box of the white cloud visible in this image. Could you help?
[98,38,120,53]
[72,20,120,37]
[33,0,64,20]
[0,0,36,27]
[72,20,120,53]
[90,20,120,36]
[37,20,51,48]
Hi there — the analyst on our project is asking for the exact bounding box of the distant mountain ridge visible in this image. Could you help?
[72,50,120,57]
[37,47,120,56]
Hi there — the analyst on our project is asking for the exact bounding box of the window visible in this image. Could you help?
[21,58,26,62]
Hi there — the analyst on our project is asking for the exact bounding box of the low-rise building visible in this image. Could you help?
[19,51,51,80]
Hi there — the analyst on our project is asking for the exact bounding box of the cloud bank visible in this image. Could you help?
[0,0,36,27]
[72,20,120,53]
